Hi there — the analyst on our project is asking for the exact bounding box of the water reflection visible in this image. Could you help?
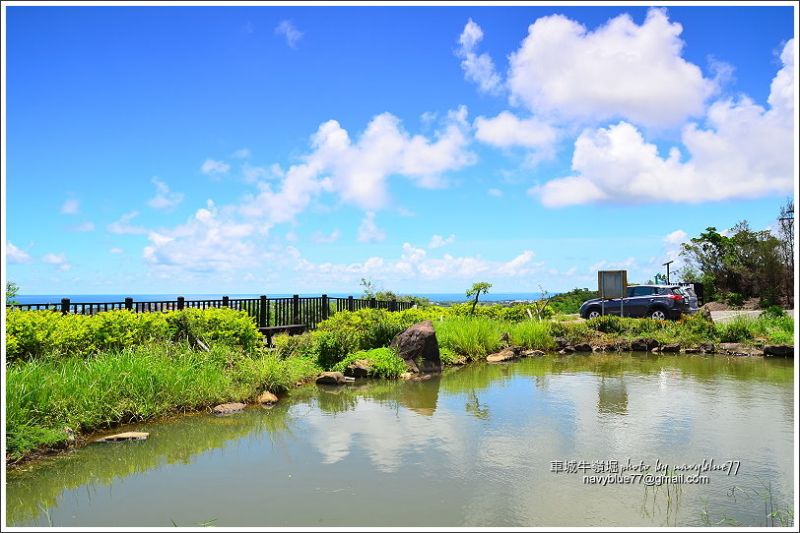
[6,354,794,527]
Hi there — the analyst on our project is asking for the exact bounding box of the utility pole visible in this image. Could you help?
[662,260,674,284]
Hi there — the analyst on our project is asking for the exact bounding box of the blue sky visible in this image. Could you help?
[4,4,796,295]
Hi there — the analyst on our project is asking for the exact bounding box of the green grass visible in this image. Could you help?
[5,343,320,460]
[434,317,505,359]
[332,347,408,378]
[508,320,556,350]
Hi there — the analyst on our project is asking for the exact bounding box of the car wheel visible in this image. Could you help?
[649,308,668,320]
[587,308,602,319]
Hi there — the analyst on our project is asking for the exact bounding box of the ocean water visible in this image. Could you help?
[14,292,544,306]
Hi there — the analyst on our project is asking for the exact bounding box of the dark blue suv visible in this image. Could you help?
[579,285,692,320]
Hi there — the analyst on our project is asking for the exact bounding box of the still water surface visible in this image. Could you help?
[6,354,795,527]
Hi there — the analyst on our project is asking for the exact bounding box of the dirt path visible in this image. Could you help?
[711,309,795,323]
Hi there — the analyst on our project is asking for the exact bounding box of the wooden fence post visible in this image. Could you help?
[60,298,70,315]
[370,297,376,309]
[259,295,268,328]
[177,296,185,310]
[390,298,397,312]
[292,294,300,324]
[321,294,329,321]
[222,296,230,307]
[347,296,354,312]
[125,297,133,311]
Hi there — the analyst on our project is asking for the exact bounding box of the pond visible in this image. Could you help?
[5,354,795,527]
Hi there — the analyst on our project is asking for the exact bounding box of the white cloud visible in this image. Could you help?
[456,19,502,95]
[69,221,95,232]
[357,212,386,243]
[7,242,31,263]
[107,211,147,235]
[232,148,251,159]
[507,9,715,128]
[61,198,79,215]
[275,20,303,49]
[474,111,558,163]
[428,234,455,249]
[200,159,230,176]
[589,257,639,274]
[147,178,184,210]
[109,247,124,254]
[487,188,503,198]
[664,229,688,245]
[42,252,71,271]
[496,250,536,276]
[312,229,341,244]
[143,201,260,272]
[240,109,473,222]
[534,39,794,208]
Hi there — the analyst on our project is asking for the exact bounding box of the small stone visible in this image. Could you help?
[213,402,246,415]
[559,346,575,355]
[255,391,278,405]
[521,349,546,357]
[661,343,681,353]
[316,371,346,385]
[631,338,659,352]
[344,359,372,378]
[96,431,149,442]
[487,347,520,363]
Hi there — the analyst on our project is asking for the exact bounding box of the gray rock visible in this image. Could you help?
[683,347,702,354]
[213,402,246,415]
[763,345,794,357]
[487,347,520,363]
[344,359,372,378]
[660,343,681,353]
[572,343,593,353]
[316,371,347,385]
[631,338,659,352]
[559,346,575,355]
[390,321,442,373]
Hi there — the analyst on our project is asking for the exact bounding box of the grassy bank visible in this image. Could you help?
[4,305,793,461]
[5,308,320,461]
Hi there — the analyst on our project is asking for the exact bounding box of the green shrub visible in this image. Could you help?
[271,332,316,359]
[724,292,745,308]
[762,305,787,319]
[717,317,754,343]
[438,347,461,365]
[332,347,407,378]
[5,308,261,362]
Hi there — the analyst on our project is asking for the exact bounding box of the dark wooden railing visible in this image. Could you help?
[7,294,415,333]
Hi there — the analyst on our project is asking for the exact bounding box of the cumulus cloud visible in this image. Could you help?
[474,111,558,162]
[535,39,795,207]
[61,198,79,215]
[357,212,386,243]
[147,178,184,209]
[107,211,148,235]
[143,201,259,272]
[7,242,31,263]
[200,159,230,176]
[456,19,502,94]
[275,20,303,48]
[664,229,688,245]
[240,108,473,223]
[428,234,455,249]
[42,252,71,271]
[507,9,715,128]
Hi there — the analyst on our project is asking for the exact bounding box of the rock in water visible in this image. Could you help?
[390,321,442,373]
[96,432,149,443]
[212,402,247,415]
[255,391,279,405]
[344,360,372,378]
[487,347,520,363]
[316,371,347,385]
[763,345,794,357]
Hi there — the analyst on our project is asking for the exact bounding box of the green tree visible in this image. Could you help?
[6,281,20,306]
[466,282,492,315]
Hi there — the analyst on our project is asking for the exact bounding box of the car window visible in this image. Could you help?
[633,286,654,296]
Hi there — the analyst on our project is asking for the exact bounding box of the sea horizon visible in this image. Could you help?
[12,292,553,305]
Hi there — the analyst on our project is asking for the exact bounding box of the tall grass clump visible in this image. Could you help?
[434,317,504,359]
[508,321,556,350]
[332,347,407,378]
[716,316,756,343]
